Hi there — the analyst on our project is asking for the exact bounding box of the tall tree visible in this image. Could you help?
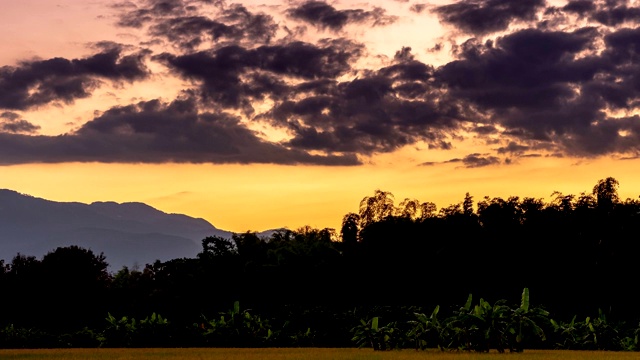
[341,212,360,246]
[463,192,474,216]
[593,177,619,211]
[359,190,395,227]
[396,198,421,219]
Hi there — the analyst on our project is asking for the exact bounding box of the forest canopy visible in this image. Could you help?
[1,177,640,350]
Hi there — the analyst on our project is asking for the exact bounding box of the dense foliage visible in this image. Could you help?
[1,177,640,350]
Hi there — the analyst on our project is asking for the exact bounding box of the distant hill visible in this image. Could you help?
[0,189,243,270]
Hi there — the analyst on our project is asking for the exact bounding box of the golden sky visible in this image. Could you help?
[2,0,640,232]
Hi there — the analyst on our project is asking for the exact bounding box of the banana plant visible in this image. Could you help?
[619,335,638,352]
[288,326,315,347]
[407,305,442,350]
[472,298,511,352]
[619,322,639,351]
[201,301,274,347]
[581,309,620,350]
[440,294,480,351]
[136,313,170,347]
[0,324,48,348]
[99,313,137,347]
[350,316,398,351]
[507,288,549,352]
[550,315,580,349]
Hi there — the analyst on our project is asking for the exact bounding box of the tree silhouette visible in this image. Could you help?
[396,198,421,219]
[39,246,111,330]
[2,254,41,327]
[359,189,395,227]
[4,176,640,348]
[199,235,237,258]
[419,201,438,220]
[340,212,360,247]
[593,177,619,212]
[463,192,474,216]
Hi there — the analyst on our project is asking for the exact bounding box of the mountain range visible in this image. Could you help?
[0,189,267,270]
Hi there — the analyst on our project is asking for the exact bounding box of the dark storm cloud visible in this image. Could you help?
[117,1,278,50]
[0,47,148,110]
[0,120,40,134]
[580,27,640,111]
[562,0,596,16]
[433,0,545,35]
[264,58,467,155]
[474,125,497,134]
[496,141,529,154]
[116,0,194,28]
[432,22,640,157]
[147,4,279,50]
[149,16,244,50]
[156,39,363,111]
[446,153,502,167]
[109,1,465,161]
[421,153,503,167]
[8,0,640,167]
[429,140,453,150]
[287,1,397,31]
[555,115,640,156]
[0,98,358,165]
[549,0,640,26]
[591,1,640,26]
[436,28,604,139]
[0,111,20,121]
[0,112,40,134]
[219,4,279,43]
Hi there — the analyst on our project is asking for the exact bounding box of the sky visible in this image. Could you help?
[2,0,640,233]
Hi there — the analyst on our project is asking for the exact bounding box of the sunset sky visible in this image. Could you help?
[2,0,640,233]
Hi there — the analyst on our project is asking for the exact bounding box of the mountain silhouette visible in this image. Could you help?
[0,189,234,270]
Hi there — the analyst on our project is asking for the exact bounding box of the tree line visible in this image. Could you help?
[1,177,640,350]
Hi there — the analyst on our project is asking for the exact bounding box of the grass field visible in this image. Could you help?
[0,348,638,360]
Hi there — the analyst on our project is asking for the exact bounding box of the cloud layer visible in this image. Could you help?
[0,46,148,110]
[2,0,640,166]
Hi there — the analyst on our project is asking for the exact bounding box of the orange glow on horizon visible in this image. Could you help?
[2,0,640,237]
[3,154,640,234]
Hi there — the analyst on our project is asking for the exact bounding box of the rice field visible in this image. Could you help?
[0,348,638,360]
